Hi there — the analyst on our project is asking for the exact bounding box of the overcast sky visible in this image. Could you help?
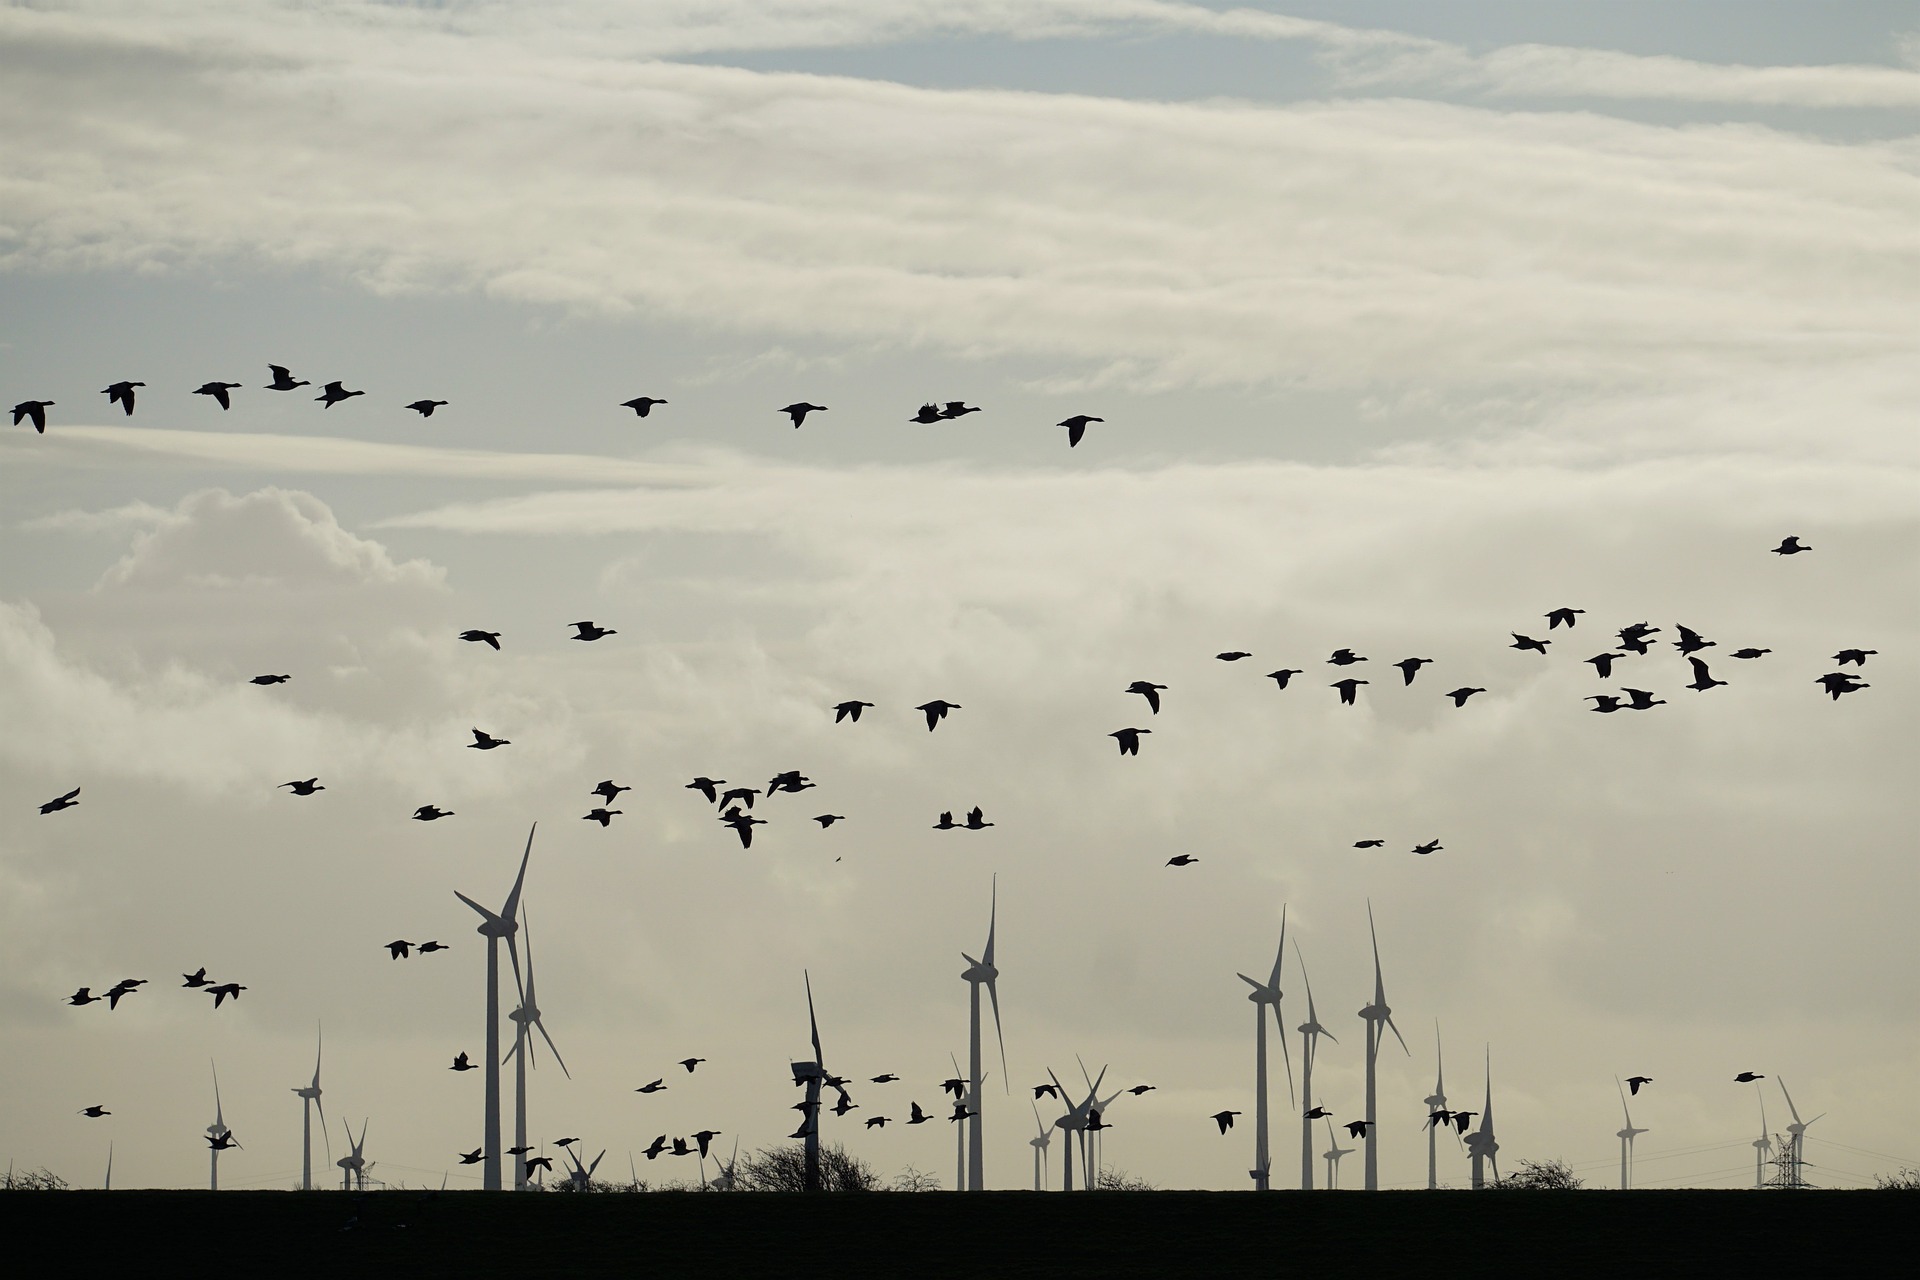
[3,0,1918,1192]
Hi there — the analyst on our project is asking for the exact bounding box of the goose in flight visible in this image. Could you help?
[1730,648,1770,659]
[1510,634,1549,654]
[592,780,630,804]
[718,786,760,810]
[582,808,621,827]
[1033,1084,1060,1100]
[207,1131,241,1151]
[265,365,308,391]
[781,402,827,428]
[1166,854,1199,867]
[68,988,104,1006]
[1393,658,1432,685]
[1674,625,1714,655]
[813,814,845,828]
[1353,839,1385,848]
[635,1079,667,1094]
[458,1148,483,1164]
[907,1102,932,1124]
[1622,689,1665,710]
[12,401,53,433]
[833,700,874,723]
[1585,653,1626,679]
[1444,687,1484,707]
[865,1116,890,1128]
[1685,656,1727,692]
[767,770,813,795]
[1215,651,1252,662]
[1266,668,1302,688]
[1586,695,1623,713]
[1110,727,1150,756]
[722,813,765,848]
[933,811,957,830]
[680,1058,706,1073]
[1058,415,1103,447]
[1411,840,1442,856]
[406,400,449,417]
[195,382,243,410]
[412,805,454,821]
[1770,537,1809,555]
[871,1073,899,1084]
[39,786,81,814]
[1817,672,1869,700]
[1616,624,1659,655]
[280,778,324,796]
[1344,1120,1372,1139]
[1545,607,1584,629]
[250,674,291,685]
[81,1105,111,1118]
[106,979,145,1009]
[570,621,616,641]
[468,728,510,751]
[387,940,413,959]
[102,381,144,415]
[621,396,668,417]
[940,402,980,418]
[910,403,944,424]
[916,700,960,731]
[1211,1111,1241,1134]
[315,381,364,408]
[1734,1072,1765,1083]
[692,1129,721,1156]
[416,941,447,954]
[181,968,210,988]
[963,806,994,830]
[1126,681,1166,713]
[1127,1085,1156,1096]
[686,778,725,804]
[458,630,501,649]
[1832,648,1876,667]
[1331,678,1367,705]
[1303,1106,1330,1120]
[1625,1076,1653,1095]
[450,1052,476,1071]
[207,983,247,1008]
[1328,649,1366,666]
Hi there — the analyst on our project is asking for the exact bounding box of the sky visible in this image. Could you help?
[2,0,1918,1193]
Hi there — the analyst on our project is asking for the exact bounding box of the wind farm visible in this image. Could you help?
[4,4,1920,1275]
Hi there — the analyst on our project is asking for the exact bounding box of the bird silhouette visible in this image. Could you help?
[1411,840,1442,856]
[1126,681,1166,713]
[105,983,141,1010]
[1058,415,1102,447]
[933,810,959,832]
[1685,656,1727,692]
[686,777,725,804]
[315,382,364,408]
[1217,651,1253,662]
[1328,649,1366,666]
[207,1131,241,1151]
[1166,854,1199,867]
[1545,607,1585,629]
[412,805,454,821]
[1625,1076,1653,1095]
[250,674,291,685]
[781,403,827,428]
[265,365,309,391]
[570,621,616,641]
[582,808,621,827]
[718,786,760,810]
[940,402,980,418]
[1127,1085,1156,1096]
[621,397,668,417]
[506,1145,534,1157]
[1303,1106,1329,1120]
[813,814,846,828]
[908,1103,931,1124]
[767,770,814,795]
[680,1058,705,1073]
[458,629,502,649]
[102,381,144,415]
[1622,689,1666,710]
[1586,695,1623,713]
[12,401,53,433]
[1734,1072,1765,1083]
[834,1094,859,1117]
[181,968,210,988]
[207,983,246,1008]
[1444,687,1484,707]
[1816,672,1869,700]
[1394,658,1433,685]
[281,778,324,796]
[1034,1084,1060,1100]
[1211,1110,1240,1134]
[1674,625,1714,655]
[635,1079,667,1094]
[1617,623,1659,655]
[1771,537,1809,555]
[1585,653,1626,679]
[592,780,630,804]
[721,814,765,848]
[941,1078,966,1098]
[68,988,103,1006]
[39,786,81,815]
[1425,1110,1453,1130]
[468,729,510,750]
[692,1129,721,1156]
[388,941,413,959]
[964,806,994,830]
[1511,634,1549,654]
[416,941,447,954]
[1110,727,1150,756]
[194,381,243,410]
[1833,649,1876,667]
[80,1105,111,1118]
[642,1136,668,1160]
[1730,648,1770,659]
[406,399,449,417]
[1086,1110,1109,1132]
[865,1116,890,1128]
[1450,1111,1476,1133]
[916,700,960,730]
[1353,839,1385,849]
[1331,678,1368,705]
[1265,669,1303,688]
[524,1156,553,1173]
[910,403,944,424]
[458,1148,483,1164]
[833,700,874,723]
[1344,1120,1372,1139]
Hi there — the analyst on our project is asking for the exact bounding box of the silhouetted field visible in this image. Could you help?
[7,1189,1905,1276]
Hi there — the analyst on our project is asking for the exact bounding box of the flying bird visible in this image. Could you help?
[315,382,364,408]
[1622,689,1666,710]
[468,729,510,750]
[940,402,980,418]
[721,814,765,848]
[12,401,53,433]
[1393,658,1432,685]
[582,808,621,827]
[416,941,447,954]
[1265,669,1303,688]
[592,780,630,804]
[1165,854,1199,867]
[767,770,814,795]
[102,381,144,415]
[1331,678,1368,705]
[635,1079,667,1094]
[1303,1106,1330,1120]
[1057,414,1103,447]
[871,1074,899,1084]
[1425,1110,1453,1130]
[910,403,944,424]
[1674,625,1714,655]
[1345,1120,1372,1139]
[833,700,874,723]
[643,1136,668,1160]
[1217,651,1253,662]
[412,805,454,821]
[1443,687,1484,707]
[249,674,290,685]
[964,806,994,830]
[506,1145,534,1157]
[570,621,616,641]
[1625,1076,1653,1095]
[207,1131,241,1151]
[406,399,449,417]
[941,1078,966,1098]
[207,983,246,1008]
[80,1105,111,1118]
[388,941,412,959]
[1731,648,1770,659]
[692,1129,721,1156]
[1353,839,1385,849]
[916,700,960,731]
[1110,727,1150,756]
[181,968,210,988]
[1033,1084,1060,1100]
[680,1058,705,1073]
[1510,634,1549,654]
[933,811,957,831]
[1450,1111,1476,1133]
[1816,672,1869,700]
[813,814,846,828]
[458,1149,483,1165]
[1585,653,1626,679]
[1545,607,1584,629]
[459,630,502,649]
[1126,681,1166,713]
[1770,537,1809,555]
[1734,1072,1765,1083]
[281,778,324,796]
[1127,1085,1156,1096]
[194,381,243,410]
[1211,1111,1240,1134]
[718,786,760,810]
[265,365,308,391]
[1411,840,1442,856]
[1586,695,1623,714]
[834,1094,859,1117]
[781,403,827,428]
[524,1156,554,1174]
[686,777,725,804]
[1833,649,1876,667]
[1328,649,1366,666]
[621,396,668,417]
[106,983,142,1010]
[1617,624,1659,655]
[39,786,81,815]
[865,1116,890,1129]
[68,988,103,1006]
[907,1103,931,1124]
[1685,656,1727,692]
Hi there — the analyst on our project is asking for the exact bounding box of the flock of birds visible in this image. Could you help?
[20,358,1880,1187]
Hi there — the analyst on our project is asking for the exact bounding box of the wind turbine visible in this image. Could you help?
[207,1061,230,1191]
[104,1142,112,1192]
[1322,1116,1354,1189]
[1778,1078,1823,1187]
[1047,1063,1106,1191]
[337,1119,368,1191]
[1464,1047,1499,1188]
[506,904,568,1191]
[1077,1059,1123,1191]
[454,825,535,1191]
[1356,903,1410,1190]
[1751,1090,1773,1189]
[1294,940,1337,1190]
[708,1138,740,1191]
[1237,905,1295,1191]
[292,1024,329,1191]
[1615,1077,1647,1189]
[789,972,830,1192]
[960,875,1008,1193]
[565,1146,605,1192]
[1029,1101,1054,1191]
[1424,1024,1446,1190]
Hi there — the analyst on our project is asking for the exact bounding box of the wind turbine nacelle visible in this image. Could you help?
[791,1060,824,1085]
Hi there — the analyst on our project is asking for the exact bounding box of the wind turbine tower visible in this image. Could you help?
[1294,941,1336,1190]
[508,904,569,1191]
[1615,1078,1647,1189]
[454,825,535,1191]
[293,1025,327,1191]
[1029,1101,1053,1191]
[1464,1047,1499,1188]
[960,876,1007,1193]
[1777,1079,1823,1189]
[790,972,829,1192]
[207,1062,230,1191]
[1237,905,1294,1191]
[1322,1116,1354,1189]
[1424,1024,1446,1190]
[1356,904,1411,1190]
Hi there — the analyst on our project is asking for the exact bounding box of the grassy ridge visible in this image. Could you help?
[4,1189,1905,1276]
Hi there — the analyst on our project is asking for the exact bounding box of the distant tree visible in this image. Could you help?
[890,1165,942,1192]
[1874,1167,1920,1191]
[1493,1158,1585,1190]
[736,1143,880,1192]
[0,1167,68,1191]
[1095,1167,1158,1191]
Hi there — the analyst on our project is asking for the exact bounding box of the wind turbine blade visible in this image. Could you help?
[1368,900,1386,1004]
[983,873,996,968]
[806,971,823,1067]
[1385,1013,1411,1056]
[212,1060,224,1128]
[590,1151,604,1175]
[1617,1077,1631,1126]
[534,1017,571,1080]
[505,932,526,1015]
[313,1023,323,1089]
[1778,1079,1804,1127]
[1237,973,1265,993]
[1269,904,1287,990]
[1270,1001,1296,1109]
[987,978,1008,1092]
[454,890,501,925]
[1433,1021,1444,1096]
[500,824,536,923]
